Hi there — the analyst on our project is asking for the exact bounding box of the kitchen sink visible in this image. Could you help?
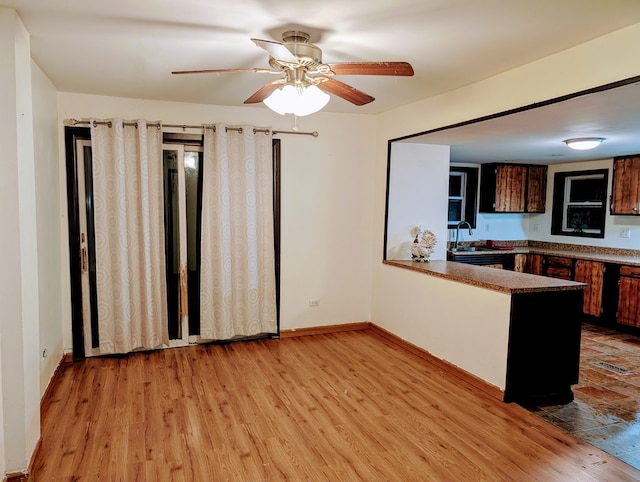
[449,246,496,252]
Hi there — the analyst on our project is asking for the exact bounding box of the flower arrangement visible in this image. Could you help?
[410,226,437,262]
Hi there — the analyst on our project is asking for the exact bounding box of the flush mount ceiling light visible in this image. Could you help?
[563,137,606,150]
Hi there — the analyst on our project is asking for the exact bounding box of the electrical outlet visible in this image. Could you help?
[484,224,490,232]
[620,228,631,239]
[533,223,540,233]
[309,299,320,307]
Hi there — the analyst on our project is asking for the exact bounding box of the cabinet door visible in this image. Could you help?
[495,165,528,212]
[513,253,527,273]
[611,156,640,215]
[526,165,548,213]
[525,254,544,275]
[574,260,604,317]
[618,276,640,327]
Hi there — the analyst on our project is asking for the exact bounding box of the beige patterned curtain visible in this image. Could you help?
[89,119,169,355]
[200,124,277,340]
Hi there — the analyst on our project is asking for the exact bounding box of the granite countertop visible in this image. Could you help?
[384,260,586,294]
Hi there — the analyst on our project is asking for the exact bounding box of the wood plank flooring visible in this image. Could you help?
[32,328,640,481]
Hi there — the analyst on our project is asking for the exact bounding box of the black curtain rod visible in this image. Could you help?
[64,118,318,137]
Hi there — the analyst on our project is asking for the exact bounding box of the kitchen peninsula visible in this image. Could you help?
[384,259,586,406]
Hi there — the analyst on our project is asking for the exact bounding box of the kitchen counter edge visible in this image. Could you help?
[384,259,586,294]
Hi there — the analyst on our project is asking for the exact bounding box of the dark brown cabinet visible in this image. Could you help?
[513,253,527,273]
[545,256,573,280]
[479,163,547,213]
[516,254,606,320]
[574,260,605,317]
[524,253,544,275]
[526,166,548,213]
[617,265,640,328]
[545,257,606,319]
[611,155,640,215]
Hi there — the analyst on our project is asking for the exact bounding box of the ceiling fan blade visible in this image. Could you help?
[317,78,375,106]
[324,62,414,76]
[251,38,298,63]
[244,81,284,104]
[172,68,274,75]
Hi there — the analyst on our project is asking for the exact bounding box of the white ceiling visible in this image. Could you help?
[400,79,640,164]
[3,0,640,162]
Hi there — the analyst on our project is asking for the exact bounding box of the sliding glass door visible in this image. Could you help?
[65,126,279,358]
[162,144,203,343]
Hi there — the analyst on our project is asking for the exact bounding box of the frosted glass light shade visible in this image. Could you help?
[563,137,605,150]
[264,84,330,116]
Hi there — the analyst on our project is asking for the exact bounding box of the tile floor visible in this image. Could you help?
[529,323,640,471]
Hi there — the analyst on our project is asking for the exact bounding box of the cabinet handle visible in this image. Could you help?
[633,206,639,212]
[81,247,88,273]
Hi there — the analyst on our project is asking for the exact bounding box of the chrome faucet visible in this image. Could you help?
[454,221,473,250]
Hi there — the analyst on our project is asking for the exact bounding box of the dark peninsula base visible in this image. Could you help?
[504,289,584,406]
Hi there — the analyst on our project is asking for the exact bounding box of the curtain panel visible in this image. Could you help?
[200,124,277,340]
[89,119,169,355]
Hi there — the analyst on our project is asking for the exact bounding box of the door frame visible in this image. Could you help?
[64,126,91,359]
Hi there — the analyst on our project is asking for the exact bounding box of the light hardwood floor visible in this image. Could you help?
[31,327,640,481]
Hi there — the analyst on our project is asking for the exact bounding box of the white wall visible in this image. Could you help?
[376,265,511,389]
[372,23,640,387]
[32,60,63,395]
[57,93,377,350]
[386,142,450,260]
[0,8,41,474]
[530,158,640,248]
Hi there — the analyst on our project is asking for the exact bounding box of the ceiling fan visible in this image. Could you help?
[171,31,414,113]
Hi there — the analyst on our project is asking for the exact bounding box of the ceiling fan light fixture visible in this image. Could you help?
[563,137,606,150]
[263,84,330,116]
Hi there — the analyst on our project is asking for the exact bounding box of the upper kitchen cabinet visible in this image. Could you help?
[526,166,548,213]
[479,163,547,213]
[610,155,640,215]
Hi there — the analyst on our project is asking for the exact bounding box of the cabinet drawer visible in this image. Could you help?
[546,266,572,280]
[547,256,573,267]
[620,265,640,278]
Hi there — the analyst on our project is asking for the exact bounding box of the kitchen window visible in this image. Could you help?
[551,169,608,238]
[448,166,478,228]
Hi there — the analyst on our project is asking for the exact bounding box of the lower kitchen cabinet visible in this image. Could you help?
[574,260,605,317]
[617,265,640,328]
[513,254,526,273]
[545,256,573,280]
[524,253,544,275]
